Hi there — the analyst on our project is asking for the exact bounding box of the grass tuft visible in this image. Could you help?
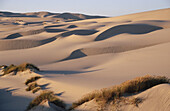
[25,76,41,85]
[70,75,170,109]
[26,82,38,91]
[2,64,17,75]
[2,63,39,75]
[130,97,143,106]
[27,90,65,110]
[32,87,41,93]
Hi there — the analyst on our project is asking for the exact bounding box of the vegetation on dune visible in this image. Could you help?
[25,76,42,93]
[70,75,170,110]
[27,90,66,110]
[1,63,39,75]
[18,63,39,71]
[2,64,17,75]
[32,86,41,93]
[25,76,41,85]
[26,82,38,91]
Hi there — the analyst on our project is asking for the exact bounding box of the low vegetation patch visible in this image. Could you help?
[108,97,143,111]
[1,63,39,75]
[32,86,41,93]
[25,76,41,85]
[70,75,170,110]
[2,64,17,75]
[130,97,143,106]
[26,82,38,91]
[27,90,66,110]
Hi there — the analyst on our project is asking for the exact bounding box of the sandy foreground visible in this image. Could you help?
[0,8,170,111]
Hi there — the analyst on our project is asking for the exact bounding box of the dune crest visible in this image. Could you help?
[95,24,163,41]
[0,8,170,111]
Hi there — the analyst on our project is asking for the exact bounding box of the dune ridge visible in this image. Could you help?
[75,84,170,111]
[95,23,163,41]
[0,11,107,20]
[0,37,56,51]
[0,8,170,111]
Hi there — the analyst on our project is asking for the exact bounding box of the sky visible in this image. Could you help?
[0,0,170,17]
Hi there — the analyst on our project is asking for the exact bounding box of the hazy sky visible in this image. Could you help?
[0,0,169,16]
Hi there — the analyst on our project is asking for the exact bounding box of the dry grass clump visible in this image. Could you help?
[109,97,143,110]
[2,64,17,75]
[71,75,169,109]
[26,82,38,91]
[120,75,169,93]
[70,91,98,110]
[18,63,39,71]
[27,90,65,110]
[2,63,39,75]
[25,76,42,93]
[25,76,41,85]
[32,87,41,93]
[130,97,143,106]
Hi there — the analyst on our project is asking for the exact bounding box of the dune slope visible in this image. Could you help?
[0,8,170,111]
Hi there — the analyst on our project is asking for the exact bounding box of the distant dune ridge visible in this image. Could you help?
[0,8,170,111]
[0,11,107,20]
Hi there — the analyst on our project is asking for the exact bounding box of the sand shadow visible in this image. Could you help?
[52,13,82,20]
[67,25,78,28]
[59,49,87,62]
[95,24,163,41]
[24,21,43,25]
[55,91,65,96]
[45,28,67,33]
[38,69,101,76]
[44,24,66,28]
[61,29,98,37]
[0,36,57,51]
[0,88,32,111]
[5,33,22,39]
[40,83,50,90]
[4,29,45,39]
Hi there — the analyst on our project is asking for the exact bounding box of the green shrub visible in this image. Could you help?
[26,82,38,91]
[70,75,170,109]
[32,87,41,93]
[25,76,41,85]
[27,90,65,110]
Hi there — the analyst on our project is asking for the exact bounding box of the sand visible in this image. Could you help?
[75,84,170,111]
[0,8,170,111]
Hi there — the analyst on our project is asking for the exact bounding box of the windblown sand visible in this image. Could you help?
[0,8,170,111]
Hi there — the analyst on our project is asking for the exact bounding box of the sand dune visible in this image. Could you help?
[4,29,45,39]
[0,8,170,111]
[0,37,56,51]
[67,25,78,28]
[95,23,163,41]
[60,29,98,37]
[44,24,67,28]
[29,101,65,111]
[75,84,170,111]
[0,11,107,20]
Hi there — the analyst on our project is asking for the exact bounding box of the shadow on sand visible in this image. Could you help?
[0,87,32,111]
[95,23,163,41]
[38,69,101,75]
